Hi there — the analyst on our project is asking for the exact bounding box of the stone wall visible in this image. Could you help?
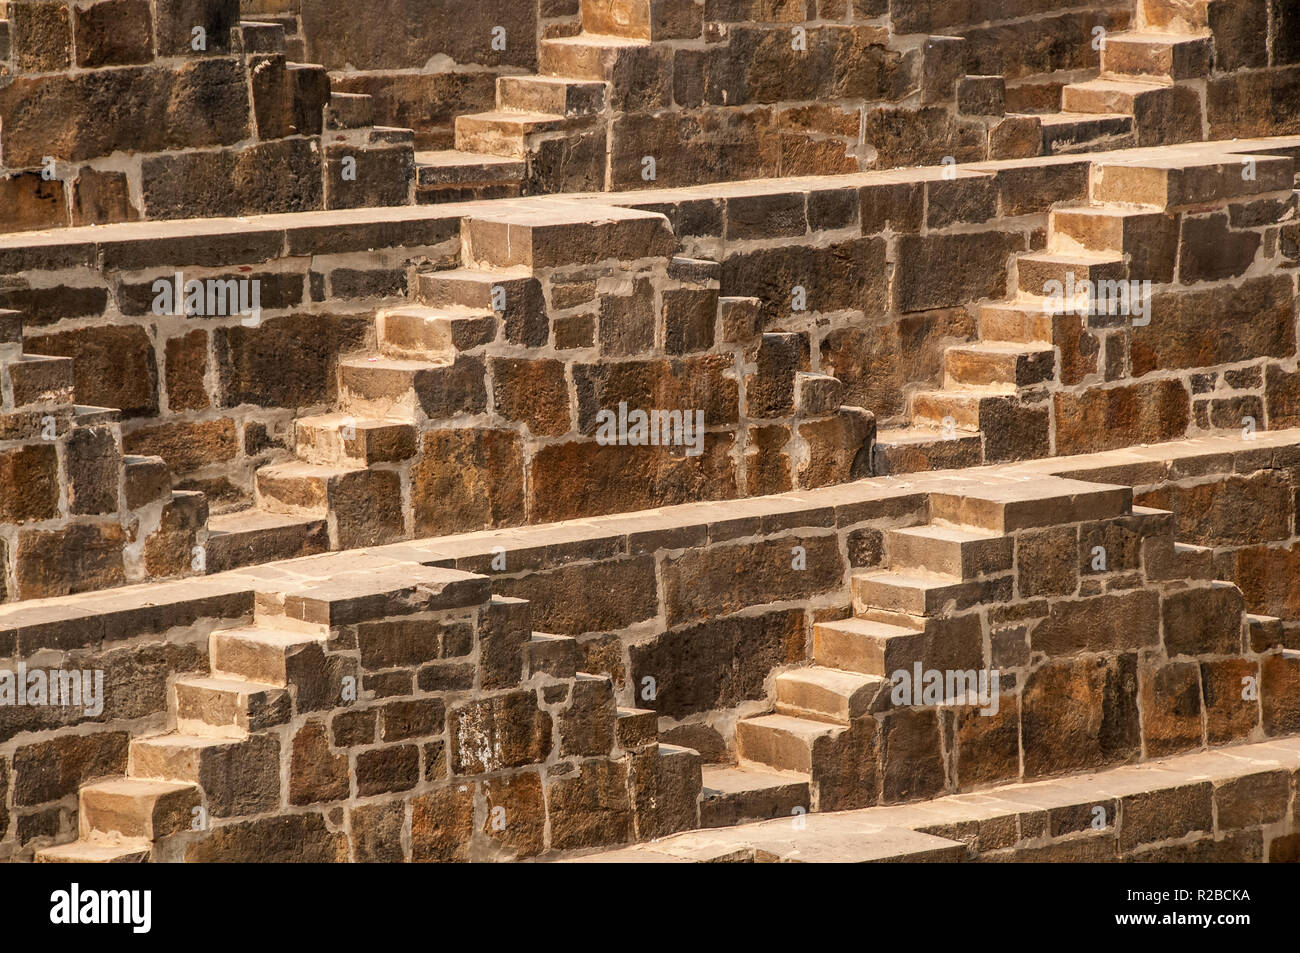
[0,0,417,232]
[583,736,1300,862]
[2,136,1299,603]
[4,1,1299,231]
[3,430,1299,860]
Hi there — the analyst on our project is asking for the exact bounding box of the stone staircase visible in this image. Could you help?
[0,308,203,601]
[416,0,637,202]
[1058,0,1213,148]
[700,473,1280,827]
[36,563,703,861]
[206,202,678,569]
[873,145,1296,475]
[35,593,339,861]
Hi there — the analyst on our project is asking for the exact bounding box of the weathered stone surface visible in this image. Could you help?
[411,428,525,536]
[1214,769,1291,829]
[12,731,128,805]
[0,445,60,524]
[879,707,945,803]
[948,695,1021,789]
[1054,379,1190,455]
[411,784,474,861]
[1261,652,1300,735]
[448,690,552,774]
[124,418,237,474]
[547,759,632,850]
[29,324,158,416]
[559,676,616,756]
[1030,590,1158,655]
[1200,658,1259,744]
[70,167,139,226]
[662,536,842,625]
[186,812,348,862]
[482,770,546,857]
[1021,654,1140,777]
[1139,659,1203,757]
[1161,584,1244,657]
[301,0,538,70]
[1134,277,1294,377]
[216,314,367,409]
[351,799,406,862]
[490,358,569,436]
[15,522,126,599]
[528,435,737,523]
[72,0,153,68]
[491,557,659,635]
[290,720,350,805]
[629,609,803,719]
[722,237,887,323]
[356,744,420,795]
[893,232,1024,313]
[0,59,251,167]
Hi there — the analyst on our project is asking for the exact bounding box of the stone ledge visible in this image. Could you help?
[568,736,1300,862]
[4,427,1299,657]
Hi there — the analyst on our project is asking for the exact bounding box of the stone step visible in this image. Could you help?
[871,426,983,476]
[615,706,659,748]
[260,565,490,631]
[236,19,287,54]
[376,305,496,361]
[886,522,1013,579]
[851,568,988,617]
[4,353,75,408]
[774,666,886,724]
[74,404,121,426]
[1138,0,1211,31]
[78,778,200,840]
[337,356,461,419]
[943,341,1056,388]
[929,476,1132,533]
[909,388,1017,432]
[525,632,579,679]
[1062,77,1169,115]
[1050,205,1174,254]
[173,675,291,736]
[210,625,328,686]
[461,203,675,269]
[294,413,418,467]
[581,0,702,40]
[325,91,375,130]
[413,150,525,204]
[539,33,653,82]
[204,509,329,573]
[122,454,171,508]
[1062,78,1204,148]
[497,74,608,117]
[812,617,927,677]
[1101,31,1212,83]
[414,266,534,311]
[130,732,250,783]
[454,110,571,159]
[1033,111,1135,155]
[734,713,841,774]
[35,837,152,863]
[979,300,1081,345]
[129,730,279,818]
[1091,152,1294,209]
[255,460,370,516]
[700,765,810,829]
[1016,251,1128,297]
